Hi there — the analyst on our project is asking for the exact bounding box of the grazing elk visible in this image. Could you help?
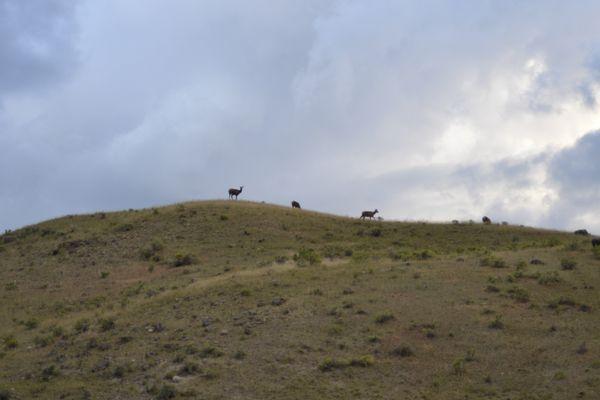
[360,209,379,220]
[592,238,600,247]
[291,201,301,209]
[482,216,491,225]
[228,186,244,200]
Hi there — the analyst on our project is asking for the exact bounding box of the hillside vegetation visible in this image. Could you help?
[0,200,598,399]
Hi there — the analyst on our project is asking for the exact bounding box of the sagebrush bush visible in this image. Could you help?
[374,312,394,324]
[560,258,577,270]
[480,256,506,268]
[98,317,115,332]
[171,253,196,267]
[293,248,321,266]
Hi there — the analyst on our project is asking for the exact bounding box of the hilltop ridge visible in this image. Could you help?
[0,200,598,399]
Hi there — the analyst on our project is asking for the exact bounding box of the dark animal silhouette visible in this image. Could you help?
[228,186,243,200]
[360,209,379,220]
[574,229,590,236]
[592,238,600,247]
[291,201,301,209]
[482,216,491,224]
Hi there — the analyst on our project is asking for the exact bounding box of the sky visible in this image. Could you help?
[1,0,599,233]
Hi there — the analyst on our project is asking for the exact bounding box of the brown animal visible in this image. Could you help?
[228,186,243,200]
[592,238,600,247]
[482,216,491,224]
[360,209,379,220]
[291,201,301,209]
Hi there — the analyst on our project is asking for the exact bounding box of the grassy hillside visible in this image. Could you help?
[0,200,598,399]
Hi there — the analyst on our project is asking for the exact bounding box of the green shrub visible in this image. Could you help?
[74,318,89,334]
[98,317,115,332]
[179,361,200,376]
[293,248,321,266]
[560,259,577,270]
[100,271,110,279]
[391,345,414,357]
[41,365,59,381]
[2,335,17,350]
[374,312,394,324]
[140,241,164,261]
[480,256,506,268]
[318,355,374,371]
[199,345,223,358]
[171,253,196,267]
[349,355,374,367]
[537,272,562,285]
[156,385,177,400]
[452,358,466,375]
[115,223,134,232]
[488,315,504,330]
[34,335,53,348]
[507,286,529,303]
[24,318,39,330]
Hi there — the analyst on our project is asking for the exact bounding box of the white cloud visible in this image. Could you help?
[1,0,600,234]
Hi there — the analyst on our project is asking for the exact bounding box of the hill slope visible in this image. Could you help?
[0,201,599,399]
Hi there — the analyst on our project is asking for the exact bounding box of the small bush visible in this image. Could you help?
[452,358,466,375]
[319,357,344,371]
[293,248,321,266]
[537,272,562,285]
[391,345,414,358]
[488,315,504,330]
[274,255,288,264]
[100,271,110,279]
[319,356,374,372]
[98,317,115,332]
[24,318,39,330]
[374,312,394,324]
[2,335,18,350]
[233,350,246,360]
[560,259,577,270]
[0,389,12,400]
[220,215,228,221]
[113,365,126,378]
[199,345,223,359]
[171,253,196,267]
[140,241,164,261]
[349,355,374,367]
[480,257,506,268]
[507,286,529,303]
[115,223,134,232]
[485,285,500,293]
[156,385,177,400]
[4,282,17,291]
[179,361,200,376]
[74,318,90,334]
[41,365,59,381]
[34,335,52,348]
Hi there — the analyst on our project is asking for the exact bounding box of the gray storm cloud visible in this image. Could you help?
[1,0,599,233]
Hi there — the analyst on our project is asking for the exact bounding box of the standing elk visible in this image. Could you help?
[228,186,244,200]
[360,209,379,220]
[482,216,491,224]
[291,201,301,209]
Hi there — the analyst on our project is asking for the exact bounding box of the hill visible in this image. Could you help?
[0,200,598,399]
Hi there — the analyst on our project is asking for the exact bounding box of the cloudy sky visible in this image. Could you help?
[1,0,599,233]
